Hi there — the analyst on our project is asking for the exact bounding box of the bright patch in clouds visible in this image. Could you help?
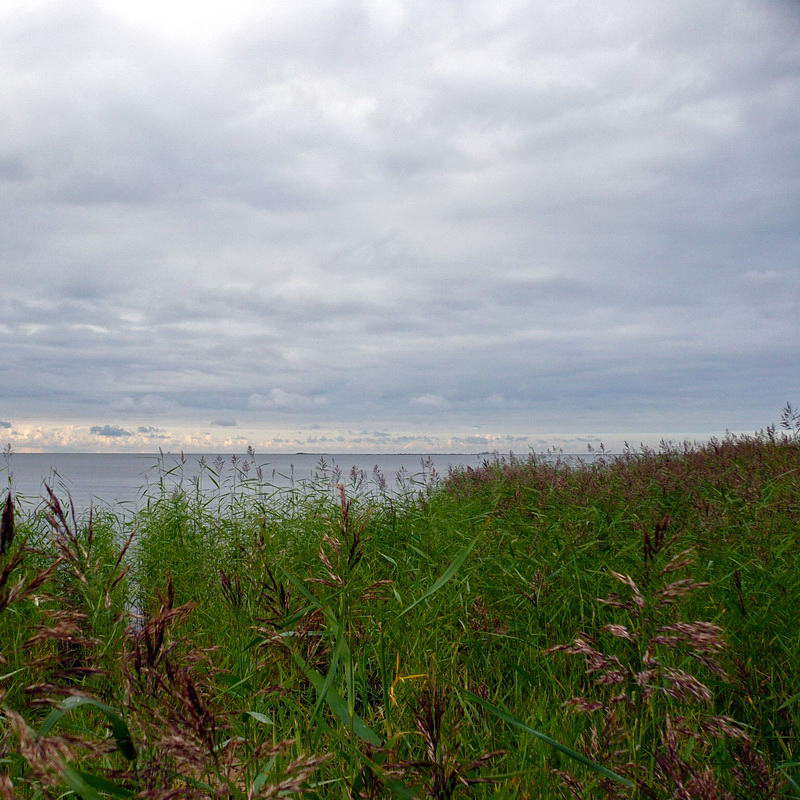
[0,421,714,455]
[90,0,264,41]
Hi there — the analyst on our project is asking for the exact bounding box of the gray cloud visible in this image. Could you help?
[136,425,169,440]
[410,394,450,409]
[0,421,11,428]
[1,1,798,448]
[248,390,328,411]
[210,419,238,427]
[91,425,132,437]
[113,395,175,413]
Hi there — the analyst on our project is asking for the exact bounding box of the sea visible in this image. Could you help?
[0,452,503,511]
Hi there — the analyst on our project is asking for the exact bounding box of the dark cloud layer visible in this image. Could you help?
[1,1,798,450]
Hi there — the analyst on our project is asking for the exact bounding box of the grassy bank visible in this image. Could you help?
[1,428,799,798]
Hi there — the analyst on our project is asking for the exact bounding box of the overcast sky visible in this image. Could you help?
[1,0,798,453]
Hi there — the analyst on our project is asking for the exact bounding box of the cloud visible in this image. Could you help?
[248,390,327,410]
[90,425,132,437]
[112,395,176,413]
[210,419,238,427]
[0,421,11,428]
[410,394,450,409]
[0,1,797,446]
[0,418,748,454]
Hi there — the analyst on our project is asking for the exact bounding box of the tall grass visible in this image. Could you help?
[0,424,799,798]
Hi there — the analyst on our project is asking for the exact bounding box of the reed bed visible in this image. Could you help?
[0,422,799,798]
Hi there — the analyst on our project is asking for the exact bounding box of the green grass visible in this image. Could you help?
[1,428,799,798]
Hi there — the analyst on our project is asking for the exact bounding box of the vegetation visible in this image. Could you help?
[1,415,799,798]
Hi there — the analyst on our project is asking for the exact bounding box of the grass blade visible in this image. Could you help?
[38,696,136,761]
[460,687,633,787]
[243,711,274,725]
[59,765,103,800]
[313,714,417,799]
[293,651,382,746]
[71,769,135,798]
[398,527,484,618]
[313,622,348,717]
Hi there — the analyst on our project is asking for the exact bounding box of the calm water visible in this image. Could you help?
[0,452,494,510]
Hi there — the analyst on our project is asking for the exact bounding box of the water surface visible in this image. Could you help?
[1,452,492,510]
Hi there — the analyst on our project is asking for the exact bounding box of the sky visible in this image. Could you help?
[1,0,798,453]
